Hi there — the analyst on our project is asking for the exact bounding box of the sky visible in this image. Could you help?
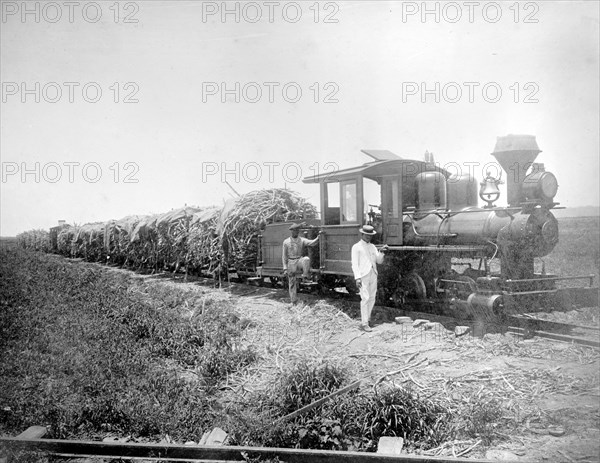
[1,0,599,235]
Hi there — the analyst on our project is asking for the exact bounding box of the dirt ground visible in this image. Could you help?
[130,270,600,462]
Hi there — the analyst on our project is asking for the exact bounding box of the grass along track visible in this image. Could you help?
[2,244,599,462]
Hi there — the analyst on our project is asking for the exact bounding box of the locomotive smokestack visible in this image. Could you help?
[491,134,541,207]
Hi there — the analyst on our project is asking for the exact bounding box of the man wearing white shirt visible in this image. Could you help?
[351,225,388,332]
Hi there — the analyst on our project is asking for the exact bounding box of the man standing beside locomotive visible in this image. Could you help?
[351,225,388,332]
[282,223,319,305]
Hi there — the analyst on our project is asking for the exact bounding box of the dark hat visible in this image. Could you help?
[289,222,304,230]
[359,225,377,235]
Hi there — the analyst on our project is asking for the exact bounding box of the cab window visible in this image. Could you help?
[363,177,381,223]
[341,181,357,223]
[323,182,340,225]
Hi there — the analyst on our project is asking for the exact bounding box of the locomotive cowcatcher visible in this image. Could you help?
[255,135,598,318]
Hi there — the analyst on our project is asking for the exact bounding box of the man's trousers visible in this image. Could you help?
[359,269,378,325]
[287,256,311,303]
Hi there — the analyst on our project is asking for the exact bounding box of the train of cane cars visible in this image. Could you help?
[49,134,597,318]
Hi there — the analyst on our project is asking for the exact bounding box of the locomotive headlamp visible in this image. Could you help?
[479,174,502,208]
[522,171,558,203]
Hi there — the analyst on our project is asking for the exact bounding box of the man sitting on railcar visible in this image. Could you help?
[282,223,319,304]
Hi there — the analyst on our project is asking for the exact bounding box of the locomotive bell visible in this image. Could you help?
[479,174,501,208]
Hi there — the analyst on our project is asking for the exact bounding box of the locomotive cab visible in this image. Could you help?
[302,150,447,279]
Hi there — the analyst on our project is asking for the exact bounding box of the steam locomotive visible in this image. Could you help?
[256,134,597,317]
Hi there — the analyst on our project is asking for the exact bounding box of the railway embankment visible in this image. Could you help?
[1,245,599,462]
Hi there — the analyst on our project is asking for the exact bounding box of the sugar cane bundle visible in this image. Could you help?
[154,206,202,271]
[73,222,105,261]
[104,215,146,265]
[216,189,317,270]
[188,207,221,274]
[57,226,77,256]
[16,229,50,252]
[129,214,161,269]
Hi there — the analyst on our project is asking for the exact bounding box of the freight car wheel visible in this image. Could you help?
[316,275,335,296]
[345,276,360,295]
[269,276,282,288]
[317,283,329,296]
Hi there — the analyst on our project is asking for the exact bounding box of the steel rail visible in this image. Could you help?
[1,436,498,463]
[393,304,600,349]
[506,327,600,348]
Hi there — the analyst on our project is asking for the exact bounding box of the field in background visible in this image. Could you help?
[545,216,600,286]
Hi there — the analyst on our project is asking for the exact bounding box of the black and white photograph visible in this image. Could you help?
[1,1,599,461]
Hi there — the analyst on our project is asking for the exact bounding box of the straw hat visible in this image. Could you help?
[359,225,376,235]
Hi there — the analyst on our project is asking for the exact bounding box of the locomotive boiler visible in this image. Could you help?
[403,135,559,276]
[257,134,597,317]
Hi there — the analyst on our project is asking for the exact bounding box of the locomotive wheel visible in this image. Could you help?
[393,272,427,305]
[376,286,392,305]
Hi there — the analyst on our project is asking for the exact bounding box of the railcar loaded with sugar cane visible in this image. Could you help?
[257,134,598,318]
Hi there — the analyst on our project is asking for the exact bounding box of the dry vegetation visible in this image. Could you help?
[3,216,599,462]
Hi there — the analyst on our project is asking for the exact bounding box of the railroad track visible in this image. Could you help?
[505,314,600,348]
[157,270,600,349]
[89,260,600,348]
[390,303,600,349]
[0,426,495,463]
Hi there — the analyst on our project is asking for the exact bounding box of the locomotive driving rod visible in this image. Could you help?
[506,274,595,286]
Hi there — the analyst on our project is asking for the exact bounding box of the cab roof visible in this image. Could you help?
[302,150,447,184]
